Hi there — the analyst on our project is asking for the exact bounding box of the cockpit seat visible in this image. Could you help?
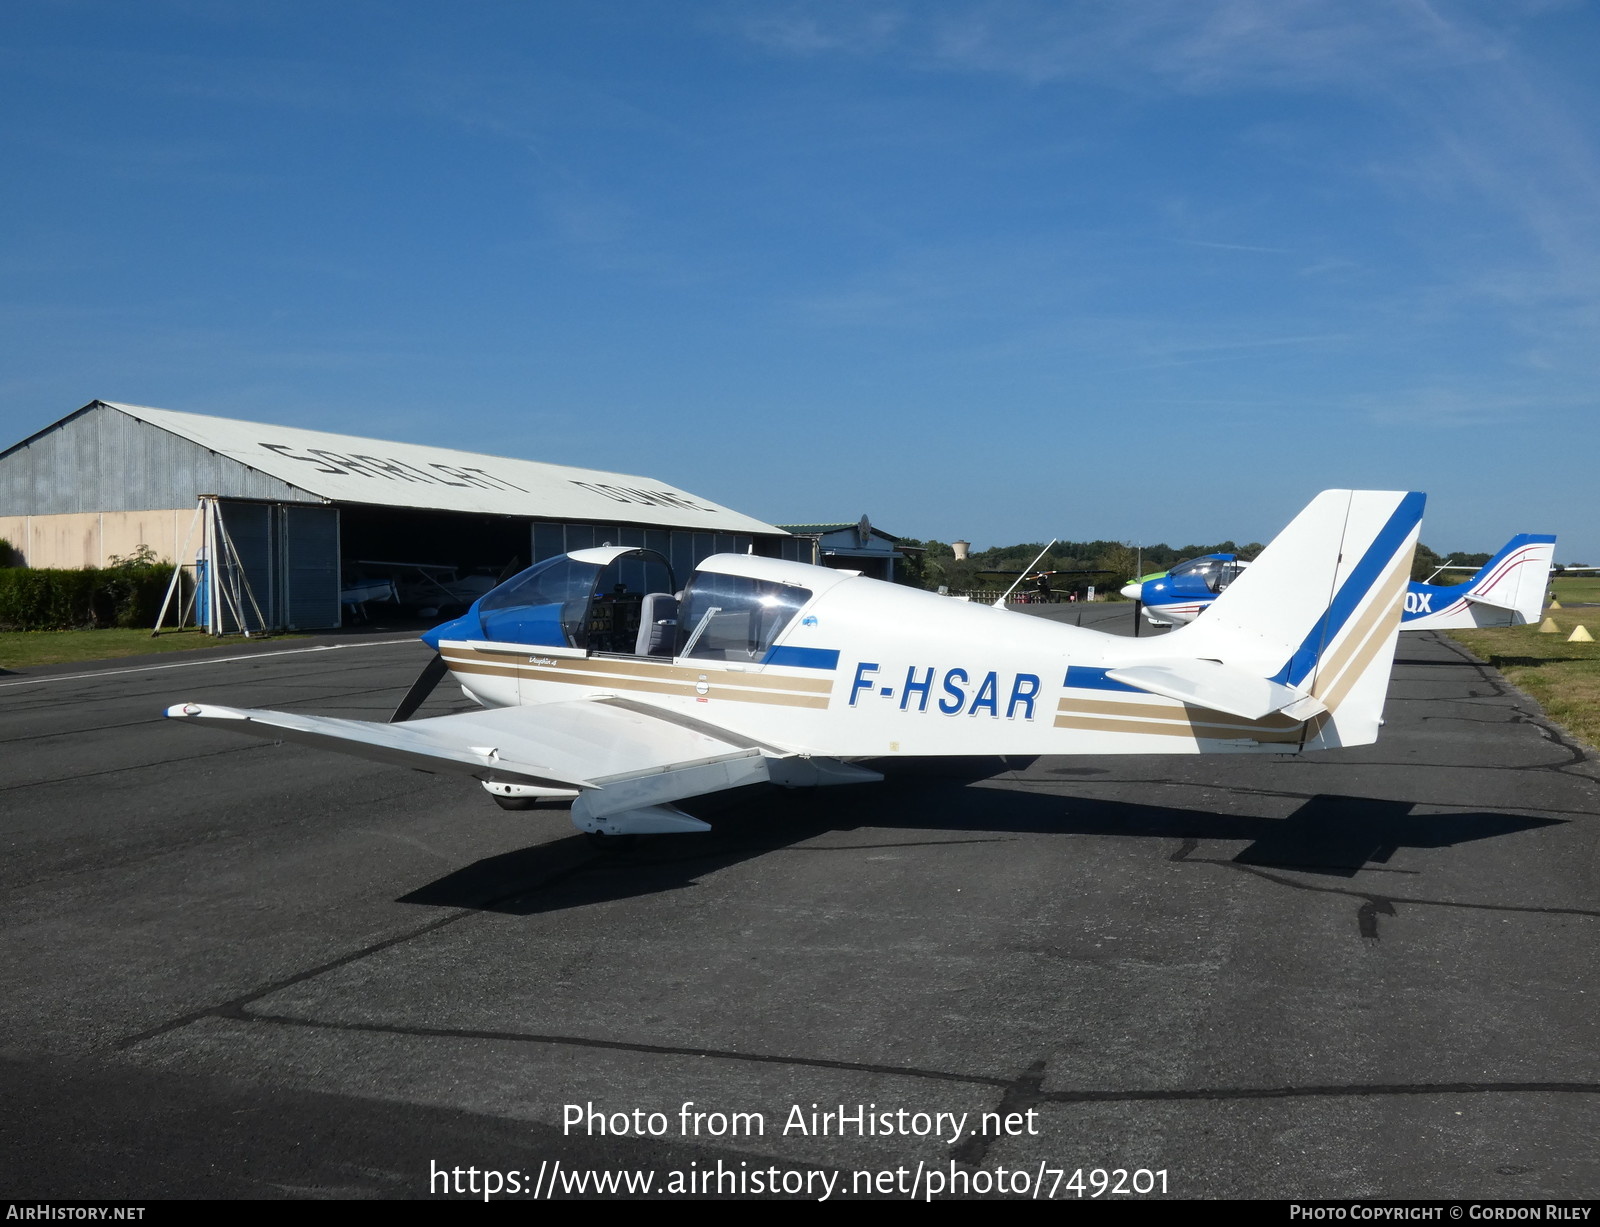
[636,592,679,657]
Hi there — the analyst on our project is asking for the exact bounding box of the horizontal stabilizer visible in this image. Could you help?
[1464,590,1529,613]
[1105,660,1326,722]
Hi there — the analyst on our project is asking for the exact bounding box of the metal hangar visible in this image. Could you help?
[0,400,799,630]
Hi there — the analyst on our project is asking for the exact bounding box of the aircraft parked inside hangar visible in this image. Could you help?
[1122,534,1556,632]
[169,490,1424,839]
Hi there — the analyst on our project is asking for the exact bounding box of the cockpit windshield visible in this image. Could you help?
[476,555,602,647]
[473,548,678,652]
[678,572,814,662]
[1168,555,1244,594]
[1169,556,1216,578]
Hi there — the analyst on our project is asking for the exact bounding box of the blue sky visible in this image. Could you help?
[2,1,1597,559]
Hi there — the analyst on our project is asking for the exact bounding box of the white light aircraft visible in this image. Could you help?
[168,490,1424,839]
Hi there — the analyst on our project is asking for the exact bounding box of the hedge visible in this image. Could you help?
[0,564,182,631]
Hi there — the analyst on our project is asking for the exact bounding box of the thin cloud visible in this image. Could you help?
[737,6,907,57]
[1163,238,1294,254]
[732,0,1507,92]
[1356,386,1593,428]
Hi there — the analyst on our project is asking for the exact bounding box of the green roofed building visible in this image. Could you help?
[775,516,909,582]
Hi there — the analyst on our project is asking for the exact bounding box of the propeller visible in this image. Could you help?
[390,554,521,723]
[390,651,450,723]
[1133,599,1142,637]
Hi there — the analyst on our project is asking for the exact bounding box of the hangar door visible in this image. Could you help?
[215,501,340,631]
[279,504,340,630]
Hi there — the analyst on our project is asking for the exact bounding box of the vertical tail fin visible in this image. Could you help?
[1170,490,1424,748]
[1463,534,1556,624]
[1400,533,1556,629]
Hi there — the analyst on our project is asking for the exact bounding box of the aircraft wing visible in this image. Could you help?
[165,696,880,834]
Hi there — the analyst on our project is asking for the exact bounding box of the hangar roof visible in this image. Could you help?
[90,402,784,534]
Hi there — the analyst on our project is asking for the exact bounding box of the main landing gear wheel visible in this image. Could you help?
[492,794,540,811]
[583,831,638,855]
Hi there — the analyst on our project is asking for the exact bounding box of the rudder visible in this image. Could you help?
[1169,490,1424,748]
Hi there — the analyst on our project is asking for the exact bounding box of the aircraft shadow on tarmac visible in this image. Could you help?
[397,757,1562,916]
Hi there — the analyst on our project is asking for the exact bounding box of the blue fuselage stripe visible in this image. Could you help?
[1063,666,1142,693]
[762,645,841,670]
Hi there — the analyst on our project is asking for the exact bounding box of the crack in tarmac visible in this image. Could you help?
[1168,837,1600,943]
[0,741,271,794]
[1433,636,1598,780]
[1002,776,1598,820]
[2,777,465,893]
[140,1006,1600,1118]
[0,653,419,712]
[115,845,605,1051]
[0,678,438,746]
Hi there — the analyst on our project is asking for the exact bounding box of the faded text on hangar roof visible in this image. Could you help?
[102,402,782,534]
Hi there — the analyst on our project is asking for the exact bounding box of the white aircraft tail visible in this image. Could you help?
[1401,533,1555,630]
[1461,534,1555,622]
[1167,490,1424,749]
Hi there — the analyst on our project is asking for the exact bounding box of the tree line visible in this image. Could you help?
[898,537,1498,595]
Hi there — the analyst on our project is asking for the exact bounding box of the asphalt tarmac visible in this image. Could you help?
[0,613,1596,1200]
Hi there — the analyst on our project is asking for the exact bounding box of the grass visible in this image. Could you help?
[1448,617,1600,752]
[1550,575,1600,606]
[0,627,304,670]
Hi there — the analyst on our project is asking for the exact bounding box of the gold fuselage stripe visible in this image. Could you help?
[443,645,835,693]
[1052,714,1304,743]
[442,657,833,710]
[1055,695,1302,732]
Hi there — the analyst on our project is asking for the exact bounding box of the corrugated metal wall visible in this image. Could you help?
[214,502,275,633]
[529,522,808,578]
[0,404,314,514]
[209,501,341,632]
[0,404,802,625]
[279,505,340,630]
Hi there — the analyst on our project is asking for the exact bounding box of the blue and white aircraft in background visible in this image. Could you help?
[1122,534,1557,631]
[169,491,1424,840]
[1119,554,1249,627]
